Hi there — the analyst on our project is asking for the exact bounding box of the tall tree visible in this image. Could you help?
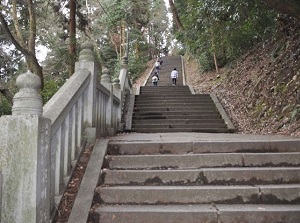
[168,0,184,31]
[69,0,77,77]
[0,0,44,87]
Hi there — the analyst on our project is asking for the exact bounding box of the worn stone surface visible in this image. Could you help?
[107,153,243,169]
[217,204,300,223]
[203,167,300,185]
[96,204,300,223]
[0,116,51,223]
[99,185,258,204]
[97,205,217,223]
[107,141,194,155]
[85,133,300,222]
[68,139,108,223]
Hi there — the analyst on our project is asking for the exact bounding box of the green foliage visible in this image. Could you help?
[0,98,12,116]
[129,57,148,81]
[173,0,277,70]
[291,106,300,121]
[41,79,64,104]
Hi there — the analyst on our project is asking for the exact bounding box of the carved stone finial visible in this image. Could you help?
[121,56,128,68]
[112,78,120,90]
[12,70,43,116]
[79,41,94,61]
[101,68,111,83]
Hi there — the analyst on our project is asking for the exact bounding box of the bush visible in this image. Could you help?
[41,79,64,104]
[0,98,12,116]
[129,57,148,81]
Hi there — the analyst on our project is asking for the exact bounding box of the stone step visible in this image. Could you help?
[134,99,214,104]
[135,95,212,100]
[133,106,217,112]
[131,127,230,133]
[132,123,227,129]
[94,204,300,223]
[102,167,300,186]
[107,140,300,155]
[141,86,190,90]
[139,92,192,96]
[133,111,221,117]
[135,94,211,100]
[140,88,191,93]
[106,152,300,170]
[97,185,300,205]
[134,101,215,106]
[132,119,225,124]
[132,114,222,120]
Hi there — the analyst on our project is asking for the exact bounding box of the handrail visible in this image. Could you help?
[43,69,90,137]
[0,41,131,222]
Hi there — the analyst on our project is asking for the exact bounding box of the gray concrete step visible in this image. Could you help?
[94,204,300,223]
[132,111,221,116]
[135,94,211,99]
[132,119,225,124]
[102,167,300,186]
[133,106,218,112]
[132,114,222,120]
[134,101,215,106]
[106,152,300,170]
[130,127,230,133]
[132,123,227,129]
[107,140,300,155]
[97,184,300,205]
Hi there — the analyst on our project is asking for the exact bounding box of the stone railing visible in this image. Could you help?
[0,42,131,222]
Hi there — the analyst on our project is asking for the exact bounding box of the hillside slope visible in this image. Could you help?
[186,19,300,137]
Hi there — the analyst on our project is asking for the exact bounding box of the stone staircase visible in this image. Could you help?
[131,56,234,133]
[91,134,300,223]
[81,56,300,223]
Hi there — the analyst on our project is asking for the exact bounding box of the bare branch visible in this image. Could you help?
[12,0,26,47]
[27,0,37,54]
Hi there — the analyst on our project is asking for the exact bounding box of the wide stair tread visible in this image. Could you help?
[96,204,300,223]
[89,138,300,222]
[133,88,229,133]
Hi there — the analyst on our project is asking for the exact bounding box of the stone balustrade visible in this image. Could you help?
[0,41,131,222]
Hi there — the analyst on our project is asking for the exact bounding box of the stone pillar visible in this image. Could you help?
[100,68,115,135]
[112,78,121,96]
[121,56,128,69]
[75,41,97,126]
[0,71,51,223]
[75,41,97,142]
[112,78,123,131]
[119,56,130,93]
[12,70,43,116]
[101,67,111,85]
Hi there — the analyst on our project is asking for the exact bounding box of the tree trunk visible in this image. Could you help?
[211,30,219,73]
[262,0,300,19]
[25,52,44,87]
[69,0,77,77]
[168,0,184,31]
[0,0,44,88]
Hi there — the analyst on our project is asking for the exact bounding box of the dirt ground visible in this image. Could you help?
[184,24,300,138]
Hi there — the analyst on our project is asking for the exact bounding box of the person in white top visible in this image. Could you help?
[170,68,178,85]
[155,60,160,71]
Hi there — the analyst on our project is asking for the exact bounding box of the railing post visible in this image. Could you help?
[119,56,129,90]
[0,71,51,223]
[101,68,115,135]
[112,77,123,131]
[75,41,98,142]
